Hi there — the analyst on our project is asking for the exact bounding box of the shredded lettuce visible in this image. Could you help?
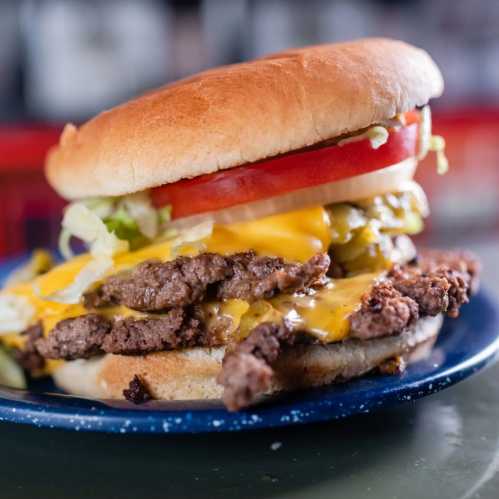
[58,228,73,261]
[121,191,158,239]
[0,294,35,335]
[170,220,214,257]
[418,105,432,160]
[60,203,129,259]
[52,193,174,303]
[103,208,144,248]
[59,192,172,260]
[338,125,389,149]
[337,106,448,175]
[418,105,449,175]
[366,126,390,149]
[54,203,130,302]
[80,197,114,219]
[429,135,449,175]
[51,207,211,303]
[158,205,172,225]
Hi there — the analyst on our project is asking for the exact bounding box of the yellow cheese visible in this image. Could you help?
[41,304,87,335]
[7,283,88,338]
[114,241,173,269]
[237,272,380,343]
[31,268,376,376]
[1,333,25,350]
[0,204,377,377]
[35,254,92,296]
[276,272,380,341]
[113,205,332,266]
[7,205,332,306]
[206,206,332,262]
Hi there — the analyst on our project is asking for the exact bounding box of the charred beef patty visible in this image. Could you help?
[349,282,419,340]
[36,314,111,360]
[349,249,478,339]
[31,249,478,367]
[217,322,297,411]
[84,251,330,311]
[123,375,153,404]
[217,249,479,410]
[36,252,330,361]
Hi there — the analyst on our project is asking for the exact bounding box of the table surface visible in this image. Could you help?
[1,236,499,499]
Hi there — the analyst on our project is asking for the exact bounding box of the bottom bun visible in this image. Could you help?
[53,315,443,402]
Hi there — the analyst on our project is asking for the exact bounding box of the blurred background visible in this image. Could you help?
[0,0,498,269]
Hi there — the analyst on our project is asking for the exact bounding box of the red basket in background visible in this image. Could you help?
[0,126,65,258]
[417,108,499,238]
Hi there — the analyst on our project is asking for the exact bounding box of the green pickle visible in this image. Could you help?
[327,189,426,274]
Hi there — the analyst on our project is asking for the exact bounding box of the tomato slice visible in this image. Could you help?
[151,122,419,219]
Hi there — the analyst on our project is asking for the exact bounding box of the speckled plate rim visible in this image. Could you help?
[0,257,498,434]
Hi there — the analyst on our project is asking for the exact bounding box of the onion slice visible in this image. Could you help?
[170,157,417,229]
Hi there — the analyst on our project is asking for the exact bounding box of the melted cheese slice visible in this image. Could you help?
[206,206,332,262]
[275,272,380,342]
[1,205,380,375]
[238,273,380,343]
[26,205,332,298]
[6,205,333,318]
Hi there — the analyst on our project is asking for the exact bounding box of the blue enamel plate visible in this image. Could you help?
[0,256,498,434]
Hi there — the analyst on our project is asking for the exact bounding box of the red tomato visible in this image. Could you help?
[151,122,419,219]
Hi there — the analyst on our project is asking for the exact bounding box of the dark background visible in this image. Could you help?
[2,0,499,122]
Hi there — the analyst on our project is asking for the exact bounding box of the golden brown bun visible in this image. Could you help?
[46,38,443,200]
[52,315,442,402]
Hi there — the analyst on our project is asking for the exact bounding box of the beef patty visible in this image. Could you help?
[32,249,478,364]
[84,251,330,312]
[217,249,479,410]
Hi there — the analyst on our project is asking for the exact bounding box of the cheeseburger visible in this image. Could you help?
[0,39,479,411]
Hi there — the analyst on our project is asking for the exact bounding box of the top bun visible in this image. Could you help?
[46,38,443,200]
